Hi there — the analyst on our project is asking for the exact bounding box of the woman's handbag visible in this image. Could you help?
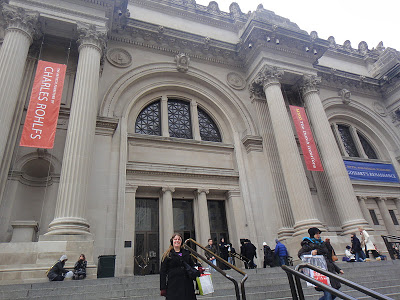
[182,261,200,280]
[331,250,338,262]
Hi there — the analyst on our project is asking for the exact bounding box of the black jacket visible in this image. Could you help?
[298,238,342,289]
[74,260,87,275]
[204,244,217,260]
[351,236,362,252]
[242,242,257,259]
[47,261,68,281]
[160,248,197,300]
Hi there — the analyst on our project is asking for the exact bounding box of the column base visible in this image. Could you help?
[340,219,371,235]
[277,227,294,240]
[46,217,90,235]
[292,219,325,237]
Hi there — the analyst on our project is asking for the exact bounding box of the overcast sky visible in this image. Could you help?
[196,0,400,51]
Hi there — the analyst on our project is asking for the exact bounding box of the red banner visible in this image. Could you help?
[289,105,323,171]
[20,60,66,149]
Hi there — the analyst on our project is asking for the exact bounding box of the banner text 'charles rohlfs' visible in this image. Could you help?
[20,60,66,149]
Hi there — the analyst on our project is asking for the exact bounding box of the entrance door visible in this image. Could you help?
[173,199,196,243]
[208,200,229,245]
[134,198,159,275]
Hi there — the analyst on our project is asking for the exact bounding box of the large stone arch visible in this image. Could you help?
[100,63,257,137]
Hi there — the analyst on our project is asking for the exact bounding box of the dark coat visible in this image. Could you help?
[243,242,257,259]
[74,260,87,275]
[298,238,342,289]
[160,248,197,300]
[218,241,229,260]
[205,244,217,260]
[47,260,68,281]
[325,242,336,261]
[263,246,274,263]
[351,236,362,252]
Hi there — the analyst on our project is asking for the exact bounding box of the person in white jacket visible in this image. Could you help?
[358,227,379,259]
[344,245,356,262]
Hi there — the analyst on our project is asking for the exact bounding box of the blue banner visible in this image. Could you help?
[344,160,400,183]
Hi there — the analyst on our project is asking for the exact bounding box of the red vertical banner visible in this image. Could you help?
[20,60,66,149]
[289,105,324,171]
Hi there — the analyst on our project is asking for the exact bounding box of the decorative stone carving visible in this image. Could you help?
[106,48,132,68]
[310,31,318,42]
[300,74,321,97]
[358,41,368,55]
[343,40,352,51]
[327,36,336,48]
[2,4,41,40]
[373,101,387,117]
[249,65,284,98]
[207,1,220,13]
[227,72,246,90]
[390,108,400,123]
[174,53,190,72]
[338,89,351,105]
[241,135,263,152]
[77,22,107,54]
[229,2,242,18]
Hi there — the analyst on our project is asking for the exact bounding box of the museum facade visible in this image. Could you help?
[0,0,399,281]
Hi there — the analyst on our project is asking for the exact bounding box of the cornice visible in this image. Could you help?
[110,19,243,68]
[315,65,382,97]
[96,116,119,136]
[130,0,248,32]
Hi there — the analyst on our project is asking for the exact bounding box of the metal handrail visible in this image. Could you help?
[281,263,393,300]
[184,238,248,300]
[381,235,400,260]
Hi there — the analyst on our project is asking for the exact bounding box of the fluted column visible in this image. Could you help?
[0,4,39,205]
[376,197,397,236]
[395,199,400,221]
[196,189,210,246]
[162,187,175,249]
[47,23,106,235]
[300,75,368,234]
[357,196,374,229]
[250,65,323,236]
[161,95,169,137]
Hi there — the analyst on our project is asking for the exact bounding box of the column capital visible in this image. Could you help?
[2,4,41,42]
[77,22,107,55]
[300,74,321,97]
[378,197,387,202]
[162,186,175,193]
[196,188,209,195]
[226,190,241,198]
[357,196,368,201]
[249,65,284,98]
[126,184,138,193]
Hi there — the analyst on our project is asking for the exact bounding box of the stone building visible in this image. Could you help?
[0,0,399,282]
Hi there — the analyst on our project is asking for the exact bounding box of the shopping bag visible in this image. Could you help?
[196,274,214,295]
[300,255,331,287]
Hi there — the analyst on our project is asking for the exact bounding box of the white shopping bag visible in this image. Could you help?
[196,274,214,295]
[301,255,330,287]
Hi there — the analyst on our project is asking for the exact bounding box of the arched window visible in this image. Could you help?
[135,98,222,142]
[332,123,378,160]
[198,107,221,142]
[135,101,161,136]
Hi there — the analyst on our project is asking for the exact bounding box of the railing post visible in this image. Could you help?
[294,275,305,300]
[286,272,298,300]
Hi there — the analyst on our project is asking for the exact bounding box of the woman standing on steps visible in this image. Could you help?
[160,233,199,299]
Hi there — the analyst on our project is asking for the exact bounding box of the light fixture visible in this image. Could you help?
[305,47,310,52]
[313,49,318,55]
[266,36,271,42]
[275,39,279,44]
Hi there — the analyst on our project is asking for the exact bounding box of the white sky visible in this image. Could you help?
[196,0,400,51]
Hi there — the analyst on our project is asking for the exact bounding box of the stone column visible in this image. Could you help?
[357,196,374,229]
[196,189,210,246]
[395,198,400,220]
[122,185,138,275]
[300,74,368,234]
[162,187,175,249]
[0,4,39,205]
[47,23,106,235]
[161,95,169,137]
[250,65,323,236]
[376,197,397,236]
[191,100,201,140]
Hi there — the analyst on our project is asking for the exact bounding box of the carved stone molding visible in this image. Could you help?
[174,53,190,72]
[162,186,175,193]
[106,47,132,68]
[2,4,41,41]
[300,74,321,97]
[373,101,387,117]
[197,188,209,195]
[95,116,119,136]
[249,65,284,98]
[241,135,263,153]
[226,72,246,90]
[338,89,351,105]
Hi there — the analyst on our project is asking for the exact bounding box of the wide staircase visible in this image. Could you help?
[1,260,400,300]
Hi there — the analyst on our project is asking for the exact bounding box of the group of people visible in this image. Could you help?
[205,237,235,270]
[344,227,384,262]
[47,254,87,281]
[263,239,290,268]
